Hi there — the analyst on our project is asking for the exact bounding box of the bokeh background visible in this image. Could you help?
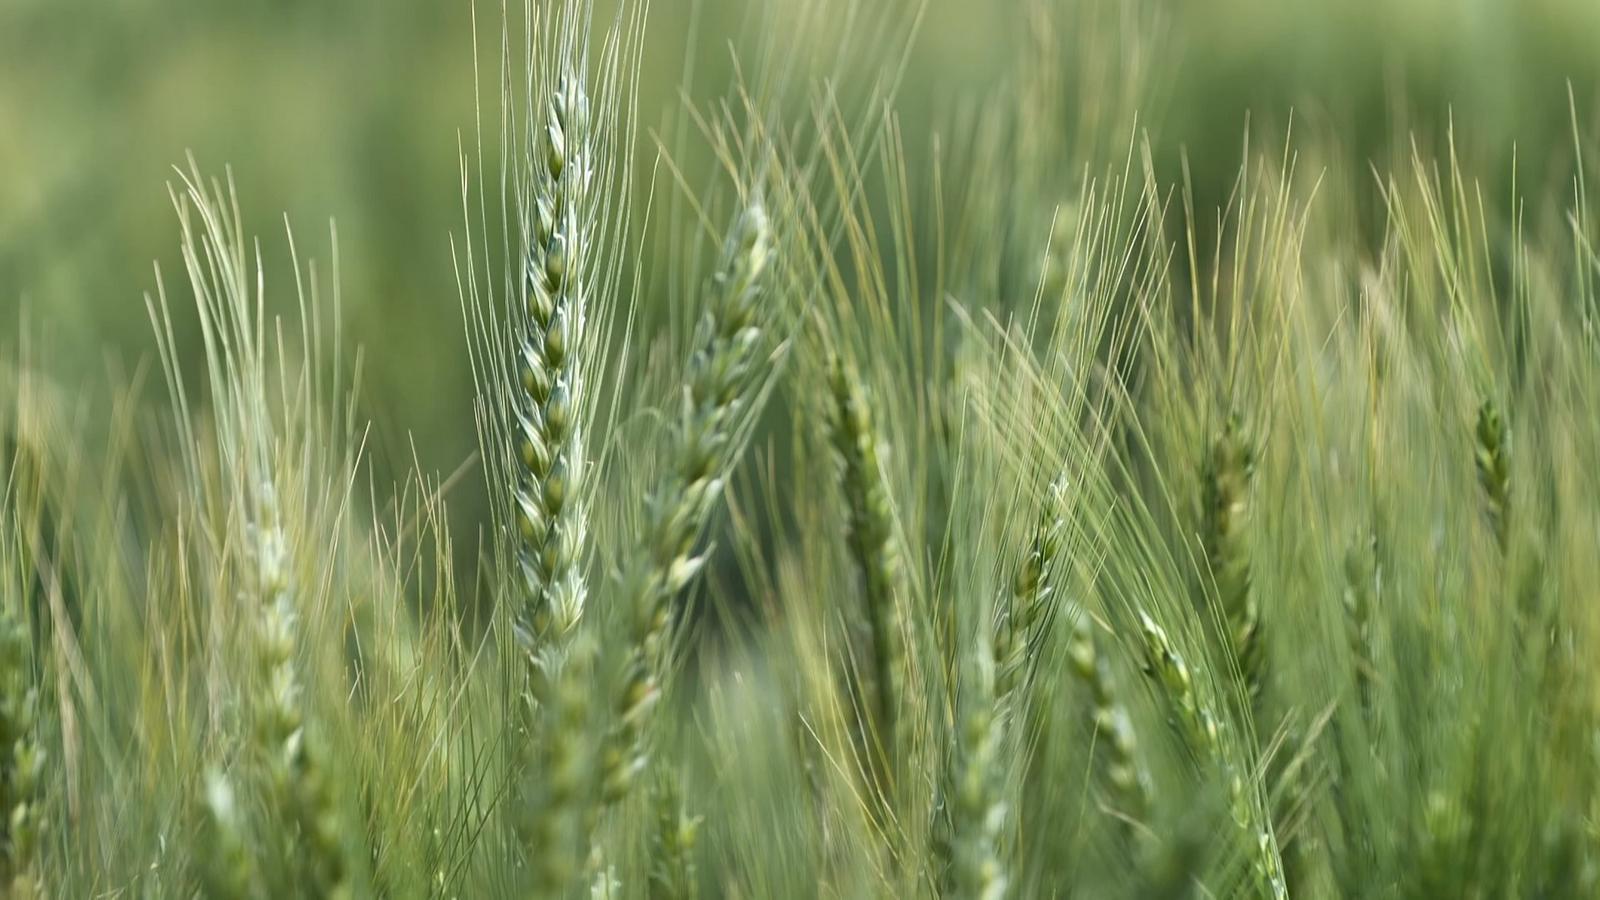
[5,0,1600,535]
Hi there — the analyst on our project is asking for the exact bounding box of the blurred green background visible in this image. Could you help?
[4,0,1599,517]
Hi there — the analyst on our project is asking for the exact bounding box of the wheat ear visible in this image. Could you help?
[1067,609,1150,825]
[158,168,370,898]
[513,74,595,653]
[995,478,1064,705]
[647,769,702,900]
[250,484,368,897]
[1341,531,1379,723]
[0,602,44,896]
[198,773,258,900]
[517,636,598,896]
[602,204,774,804]
[1473,398,1510,552]
[1138,612,1286,899]
[829,359,904,761]
[947,628,1008,900]
[1201,414,1263,699]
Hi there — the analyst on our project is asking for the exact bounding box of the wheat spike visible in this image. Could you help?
[603,203,775,804]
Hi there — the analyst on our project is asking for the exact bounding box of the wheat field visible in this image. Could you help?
[4,0,1600,897]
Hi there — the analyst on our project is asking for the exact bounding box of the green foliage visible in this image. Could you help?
[6,1,1600,898]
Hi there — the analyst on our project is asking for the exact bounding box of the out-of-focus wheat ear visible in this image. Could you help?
[162,166,373,898]
[1473,398,1510,552]
[516,638,599,898]
[1341,531,1379,724]
[995,478,1064,706]
[1200,413,1263,702]
[946,627,1008,900]
[199,772,259,900]
[513,72,596,656]
[647,769,702,900]
[247,482,369,898]
[602,203,775,806]
[0,604,45,897]
[828,358,904,767]
[1137,612,1286,900]
[1067,609,1151,826]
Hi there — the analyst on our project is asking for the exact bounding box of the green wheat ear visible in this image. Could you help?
[517,636,599,896]
[0,608,44,897]
[648,770,702,900]
[946,631,1007,900]
[1473,398,1510,552]
[604,201,775,807]
[514,72,595,653]
[1138,611,1286,900]
[1341,530,1380,723]
[1067,608,1150,828]
[1201,413,1262,698]
[995,477,1063,705]
[828,358,904,769]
